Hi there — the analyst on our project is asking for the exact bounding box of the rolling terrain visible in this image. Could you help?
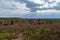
[0,18,60,40]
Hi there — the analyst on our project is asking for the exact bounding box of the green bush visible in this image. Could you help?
[23,27,52,40]
[0,22,8,26]
[0,32,17,39]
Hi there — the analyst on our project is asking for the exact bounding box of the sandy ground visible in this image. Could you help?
[12,33,24,40]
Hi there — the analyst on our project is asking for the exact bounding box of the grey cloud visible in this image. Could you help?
[44,0,56,4]
[0,0,19,10]
[25,1,40,12]
[0,0,60,12]
[0,4,17,10]
[15,0,60,12]
[15,0,40,12]
[15,0,27,3]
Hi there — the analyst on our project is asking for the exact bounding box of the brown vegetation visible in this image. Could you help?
[0,18,60,40]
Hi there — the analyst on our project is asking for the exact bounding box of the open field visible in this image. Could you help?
[0,18,60,40]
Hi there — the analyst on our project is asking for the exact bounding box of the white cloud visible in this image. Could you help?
[36,10,60,14]
[30,0,60,8]
[0,0,60,18]
[0,0,29,9]
[30,0,45,4]
[0,0,30,15]
[37,10,54,13]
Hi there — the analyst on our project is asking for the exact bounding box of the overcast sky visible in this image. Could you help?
[0,0,60,18]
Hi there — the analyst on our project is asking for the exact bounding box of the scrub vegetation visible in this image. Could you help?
[0,18,60,40]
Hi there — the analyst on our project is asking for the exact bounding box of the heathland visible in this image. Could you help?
[0,18,60,40]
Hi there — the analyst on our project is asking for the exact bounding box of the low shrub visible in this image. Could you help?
[23,27,57,40]
[0,32,17,40]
